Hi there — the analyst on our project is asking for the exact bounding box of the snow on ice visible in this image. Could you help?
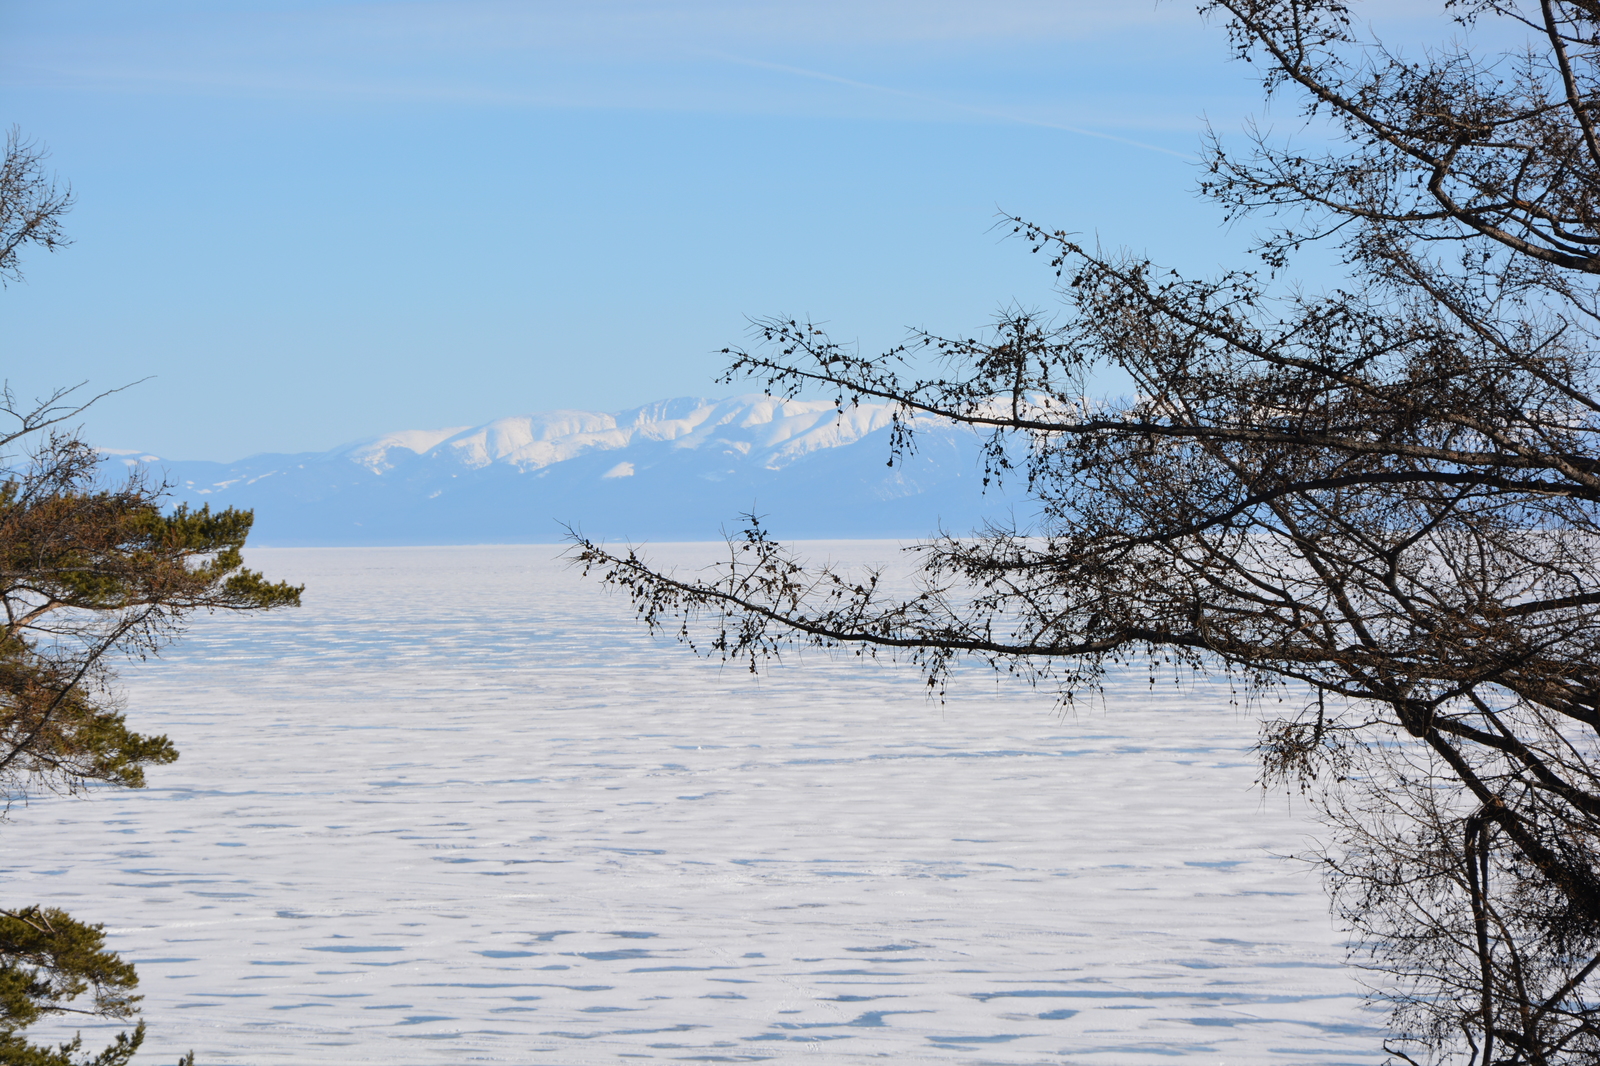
[4,545,1383,1064]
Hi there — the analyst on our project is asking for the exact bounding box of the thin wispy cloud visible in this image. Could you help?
[721,55,1196,159]
[255,0,1186,51]
[3,0,1218,140]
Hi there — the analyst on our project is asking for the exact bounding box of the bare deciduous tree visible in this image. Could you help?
[0,127,71,287]
[574,3,1600,1061]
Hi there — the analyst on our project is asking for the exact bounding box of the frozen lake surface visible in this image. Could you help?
[5,545,1383,1064]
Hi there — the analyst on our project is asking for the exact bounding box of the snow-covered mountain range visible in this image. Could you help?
[111,396,1028,545]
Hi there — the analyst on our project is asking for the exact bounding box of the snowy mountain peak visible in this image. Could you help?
[116,394,1006,545]
[303,395,901,478]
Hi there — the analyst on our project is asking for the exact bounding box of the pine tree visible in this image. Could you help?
[0,130,301,1065]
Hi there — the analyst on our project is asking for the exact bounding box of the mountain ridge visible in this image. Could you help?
[108,395,1028,546]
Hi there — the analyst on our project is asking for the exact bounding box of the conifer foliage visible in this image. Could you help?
[576,3,1600,1061]
[0,431,301,805]
[0,131,302,1063]
[0,908,143,1066]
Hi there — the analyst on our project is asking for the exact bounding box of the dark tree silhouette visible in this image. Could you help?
[575,3,1600,1061]
[0,127,71,287]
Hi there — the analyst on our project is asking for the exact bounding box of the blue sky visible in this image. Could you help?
[2,1,1424,458]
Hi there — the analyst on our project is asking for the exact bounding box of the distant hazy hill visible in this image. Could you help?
[109,396,1031,546]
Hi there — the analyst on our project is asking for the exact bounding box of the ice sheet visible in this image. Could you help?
[2,545,1384,1064]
